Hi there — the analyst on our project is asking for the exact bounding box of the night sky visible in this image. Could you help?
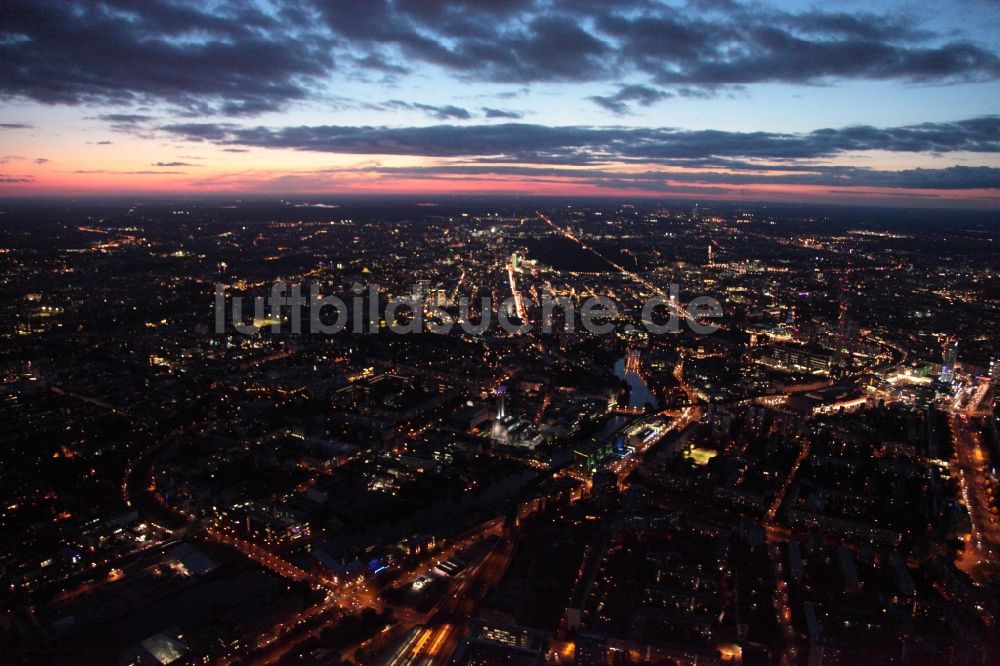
[1,0,999,206]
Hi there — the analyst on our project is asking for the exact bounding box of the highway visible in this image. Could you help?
[672,354,704,404]
[949,415,999,582]
[767,438,810,522]
[768,540,798,666]
[536,211,696,322]
[385,537,516,666]
[507,259,529,323]
[242,518,508,665]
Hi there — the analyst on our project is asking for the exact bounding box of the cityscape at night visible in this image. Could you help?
[1,2,999,666]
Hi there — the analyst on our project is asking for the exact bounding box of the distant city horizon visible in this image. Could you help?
[2,192,1000,214]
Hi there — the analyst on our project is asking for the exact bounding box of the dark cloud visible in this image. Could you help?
[163,123,236,142]
[0,123,33,129]
[0,155,48,166]
[607,165,1000,190]
[788,11,929,42]
[369,100,472,120]
[161,117,1000,163]
[593,5,998,86]
[0,0,333,115]
[649,29,1000,86]
[355,162,1000,191]
[482,107,524,119]
[496,88,529,99]
[350,54,411,76]
[589,84,673,114]
[313,1,615,82]
[98,113,153,124]
[589,98,630,115]
[829,165,1000,190]
[96,113,155,133]
[0,174,34,182]
[152,161,193,167]
[72,169,185,175]
[4,0,996,117]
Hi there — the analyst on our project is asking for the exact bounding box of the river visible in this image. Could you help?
[613,353,656,410]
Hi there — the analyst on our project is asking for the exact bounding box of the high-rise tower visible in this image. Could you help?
[941,340,958,383]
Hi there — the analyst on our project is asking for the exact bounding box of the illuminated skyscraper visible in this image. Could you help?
[941,340,958,383]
